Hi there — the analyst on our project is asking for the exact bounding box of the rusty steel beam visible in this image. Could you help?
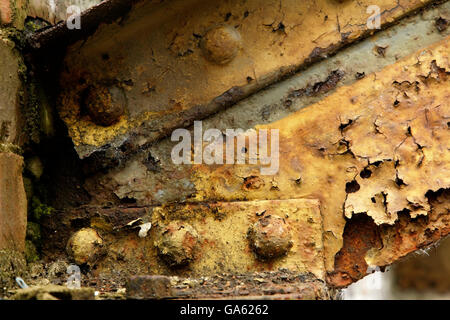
[126,272,335,300]
[42,35,449,290]
[55,0,441,159]
[31,0,450,298]
[45,199,326,279]
[78,1,449,208]
[188,37,450,285]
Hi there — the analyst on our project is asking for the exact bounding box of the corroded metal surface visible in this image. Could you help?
[330,190,450,287]
[54,35,449,288]
[80,1,450,208]
[44,199,325,279]
[394,234,450,292]
[190,37,449,284]
[32,0,450,294]
[57,0,438,159]
[126,271,335,300]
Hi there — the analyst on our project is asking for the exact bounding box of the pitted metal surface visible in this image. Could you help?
[56,0,439,159]
[24,0,450,297]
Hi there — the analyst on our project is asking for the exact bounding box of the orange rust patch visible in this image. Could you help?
[327,214,382,287]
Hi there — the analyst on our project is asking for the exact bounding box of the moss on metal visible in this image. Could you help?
[0,249,27,294]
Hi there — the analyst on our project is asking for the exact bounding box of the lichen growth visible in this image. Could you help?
[23,174,53,263]
[24,18,51,33]
[8,0,28,29]
[26,222,41,243]
[31,196,54,221]
[3,27,54,145]
[0,142,22,154]
[0,249,27,295]
[25,240,39,263]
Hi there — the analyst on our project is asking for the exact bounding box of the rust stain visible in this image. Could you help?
[57,0,436,158]
[329,189,450,287]
[191,36,450,281]
[327,214,382,287]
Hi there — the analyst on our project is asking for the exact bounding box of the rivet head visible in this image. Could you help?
[66,228,105,266]
[201,25,241,64]
[155,222,199,268]
[84,85,126,126]
[248,215,292,260]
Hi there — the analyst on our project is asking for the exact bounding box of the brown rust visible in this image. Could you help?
[25,0,450,293]
[329,189,450,288]
[154,222,199,268]
[327,214,382,287]
[191,36,450,280]
[50,36,450,287]
[127,271,335,300]
[41,199,325,279]
[435,17,449,32]
[126,275,173,300]
[248,215,293,260]
[40,206,148,258]
[66,227,106,266]
[84,85,126,126]
[288,70,345,99]
[201,25,242,64]
[57,0,438,159]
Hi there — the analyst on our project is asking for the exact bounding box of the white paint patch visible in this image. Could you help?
[138,222,152,238]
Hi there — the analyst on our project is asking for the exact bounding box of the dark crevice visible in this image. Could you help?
[345,180,360,193]
[360,168,372,179]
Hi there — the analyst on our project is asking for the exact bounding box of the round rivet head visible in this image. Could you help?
[84,85,126,126]
[201,25,241,64]
[248,215,292,260]
[155,222,199,268]
[66,228,105,266]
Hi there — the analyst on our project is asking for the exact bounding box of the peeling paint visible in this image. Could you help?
[57,0,438,159]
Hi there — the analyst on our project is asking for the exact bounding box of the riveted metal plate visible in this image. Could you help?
[56,0,437,159]
[94,199,325,280]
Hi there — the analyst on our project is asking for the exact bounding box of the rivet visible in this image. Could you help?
[201,25,241,64]
[155,222,199,268]
[84,85,126,126]
[66,228,105,266]
[248,215,292,260]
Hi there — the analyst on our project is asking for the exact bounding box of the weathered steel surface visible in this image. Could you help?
[63,36,449,287]
[56,0,438,159]
[34,0,450,292]
[191,37,450,285]
[126,272,334,300]
[45,199,325,279]
[80,1,450,208]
